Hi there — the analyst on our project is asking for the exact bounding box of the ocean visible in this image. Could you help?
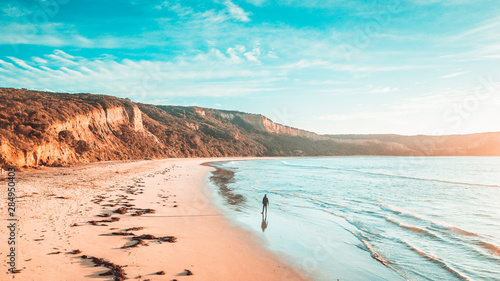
[207,157,500,281]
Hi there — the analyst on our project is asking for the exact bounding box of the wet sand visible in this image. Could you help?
[0,158,310,281]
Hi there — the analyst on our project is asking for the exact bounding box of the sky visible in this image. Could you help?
[1,0,500,135]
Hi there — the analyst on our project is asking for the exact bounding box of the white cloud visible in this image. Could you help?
[0,59,15,69]
[54,49,75,59]
[440,71,469,79]
[46,53,78,65]
[451,17,500,40]
[267,51,279,59]
[0,22,94,47]
[32,57,48,64]
[2,4,30,17]
[0,22,189,49]
[7,57,40,72]
[156,1,250,25]
[60,67,84,77]
[0,49,284,98]
[304,79,346,86]
[283,59,330,69]
[439,17,500,62]
[367,86,399,94]
[282,59,431,73]
[155,1,173,10]
[224,0,251,22]
[157,1,194,17]
[193,45,261,64]
[226,45,246,63]
[193,48,227,61]
[244,48,261,62]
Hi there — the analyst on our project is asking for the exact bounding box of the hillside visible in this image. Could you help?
[327,134,500,156]
[0,88,499,168]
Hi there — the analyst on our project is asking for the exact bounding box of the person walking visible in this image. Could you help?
[261,194,269,215]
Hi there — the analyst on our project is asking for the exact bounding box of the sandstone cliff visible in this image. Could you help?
[1,88,499,169]
[0,89,163,168]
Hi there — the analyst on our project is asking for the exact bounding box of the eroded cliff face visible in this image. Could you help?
[0,103,149,167]
[51,104,143,142]
[237,114,325,139]
[213,110,325,140]
[0,89,162,168]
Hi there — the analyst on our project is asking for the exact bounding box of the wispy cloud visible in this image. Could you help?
[156,0,250,23]
[282,59,432,73]
[1,4,31,18]
[0,49,282,99]
[366,86,399,94]
[440,71,469,79]
[243,48,262,62]
[224,0,251,22]
[451,17,500,40]
[7,56,41,72]
[0,59,15,69]
[0,22,93,47]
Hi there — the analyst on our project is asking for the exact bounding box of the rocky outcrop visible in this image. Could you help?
[233,113,325,140]
[215,110,324,139]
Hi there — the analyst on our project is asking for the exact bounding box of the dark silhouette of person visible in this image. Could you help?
[261,194,269,215]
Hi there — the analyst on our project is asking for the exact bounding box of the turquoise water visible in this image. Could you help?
[208,157,500,280]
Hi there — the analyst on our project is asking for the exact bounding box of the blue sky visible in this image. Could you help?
[1,0,500,135]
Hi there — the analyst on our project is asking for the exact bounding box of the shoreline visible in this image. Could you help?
[0,157,309,281]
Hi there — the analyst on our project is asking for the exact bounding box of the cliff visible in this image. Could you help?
[0,89,162,168]
[1,88,499,169]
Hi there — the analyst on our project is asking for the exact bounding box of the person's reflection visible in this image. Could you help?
[261,212,268,232]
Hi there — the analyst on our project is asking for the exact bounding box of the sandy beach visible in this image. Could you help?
[0,158,309,281]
